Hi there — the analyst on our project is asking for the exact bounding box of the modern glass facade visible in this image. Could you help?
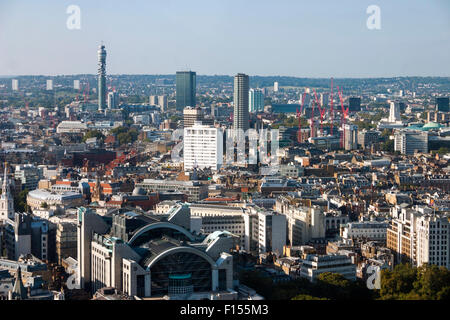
[151,252,212,296]
[249,89,264,112]
[176,71,196,111]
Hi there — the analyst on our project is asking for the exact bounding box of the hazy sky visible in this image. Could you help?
[0,0,449,77]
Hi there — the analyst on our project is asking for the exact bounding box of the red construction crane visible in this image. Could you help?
[330,78,334,136]
[313,89,326,136]
[310,91,316,139]
[296,92,306,143]
[83,81,90,103]
[337,86,349,148]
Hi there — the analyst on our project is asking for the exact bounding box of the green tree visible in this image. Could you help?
[82,130,105,143]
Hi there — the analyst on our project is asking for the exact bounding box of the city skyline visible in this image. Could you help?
[0,0,449,77]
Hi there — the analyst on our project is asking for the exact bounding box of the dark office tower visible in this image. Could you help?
[233,73,250,132]
[97,45,107,111]
[436,97,449,112]
[176,71,196,111]
[348,97,361,112]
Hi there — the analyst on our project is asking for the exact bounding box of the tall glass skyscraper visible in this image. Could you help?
[176,71,196,111]
[233,73,249,132]
[97,45,107,111]
[249,89,264,112]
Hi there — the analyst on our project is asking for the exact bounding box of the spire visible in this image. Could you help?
[3,161,8,189]
[11,267,27,300]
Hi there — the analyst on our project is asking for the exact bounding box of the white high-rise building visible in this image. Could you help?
[183,123,223,172]
[46,80,53,91]
[249,89,264,112]
[255,211,286,255]
[74,80,80,90]
[158,95,168,112]
[149,95,158,106]
[394,130,428,155]
[273,82,279,92]
[12,79,19,91]
[389,102,401,123]
[107,91,118,109]
[343,124,358,150]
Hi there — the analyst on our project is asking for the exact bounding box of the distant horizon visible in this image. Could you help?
[1,74,449,79]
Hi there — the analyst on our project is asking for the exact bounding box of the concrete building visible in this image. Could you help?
[341,221,389,241]
[183,123,223,172]
[56,222,77,265]
[343,124,358,151]
[389,101,402,123]
[300,254,356,282]
[15,164,41,191]
[12,79,19,91]
[107,91,118,109]
[254,211,286,255]
[394,130,428,155]
[387,206,450,268]
[56,121,88,134]
[358,130,380,149]
[182,107,213,128]
[77,207,235,299]
[233,73,250,133]
[136,179,208,202]
[97,44,107,111]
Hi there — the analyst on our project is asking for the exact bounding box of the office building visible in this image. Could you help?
[358,130,380,149]
[387,207,449,268]
[56,222,77,265]
[343,124,358,150]
[394,130,428,155]
[341,221,389,241]
[12,79,19,91]
[273,82,279,92]
[15,164,41,191]
[300,254,356,282]
[233,73,250,132]
[183,123,223,171]
[46,80,53,91]
[389,102,401,123]
[3,212,53,261]
[107,91,118,109]
[136,179,208,202]
[249,89,264,112]
[77,207,235,299]
[436,97,449,112]
[149,95,158,106]
[158,95,168,112]
[97,44,107,111]
[73,80,80,90]
[176,71,196,111]
[182,107,213,128]
[348,97,361,112]
[254,211,286,255]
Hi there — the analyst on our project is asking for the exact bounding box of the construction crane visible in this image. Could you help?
[330,78,334,136]
[312,89,326,136]
[83,80,90,103]
[337,86,349,148]
[296,92,306,143]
